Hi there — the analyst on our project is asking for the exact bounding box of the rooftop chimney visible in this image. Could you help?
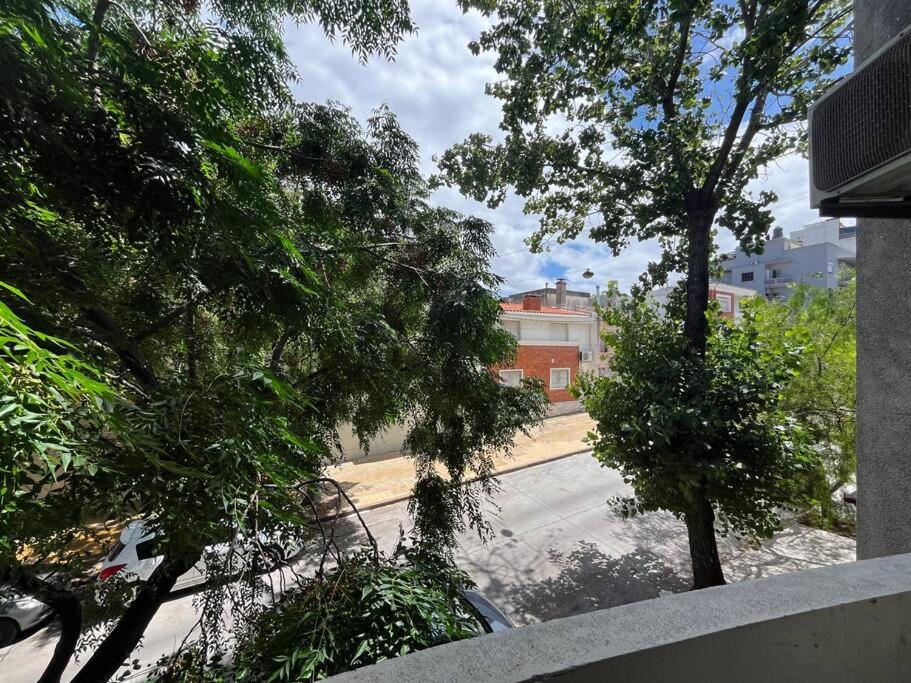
[555,278,567,308]
[522,294,542,311]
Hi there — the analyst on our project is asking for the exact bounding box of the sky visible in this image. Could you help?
[283,1,823,296]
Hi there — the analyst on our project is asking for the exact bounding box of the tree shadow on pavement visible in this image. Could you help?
[504,542,689,624]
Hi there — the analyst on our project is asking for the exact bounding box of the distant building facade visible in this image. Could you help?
[496,285,607,403]
[721,219,856,299]
[501,278,592,311]
[650,282,758,322]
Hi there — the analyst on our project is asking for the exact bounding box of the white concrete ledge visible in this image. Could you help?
[329,553,911,683]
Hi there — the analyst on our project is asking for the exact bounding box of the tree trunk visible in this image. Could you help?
[685,495,726,589]
[682,191,726,588]
[70,555,196,683]
[683,191,713,357]
[36,592,82,683]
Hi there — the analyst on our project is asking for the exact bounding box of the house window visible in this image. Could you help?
[549,323,568,341]
[597,366,612,377]
[498,369,524,387]
[741,271,754,283]
[550,368,570,390]
[502,320,520,339]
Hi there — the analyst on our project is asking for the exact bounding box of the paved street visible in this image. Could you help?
[1,452,856,681]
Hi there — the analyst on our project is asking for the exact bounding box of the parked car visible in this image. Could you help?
[98,520,303,591]
[0,588,52,648]
[462,589,513,633]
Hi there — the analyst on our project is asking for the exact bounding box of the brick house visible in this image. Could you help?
[496,286,607,403]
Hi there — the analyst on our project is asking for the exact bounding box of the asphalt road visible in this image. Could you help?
[0,452,856,682]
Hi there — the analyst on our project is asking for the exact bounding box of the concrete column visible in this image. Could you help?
[855,0,911,559]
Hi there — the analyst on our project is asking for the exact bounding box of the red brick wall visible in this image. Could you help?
[709,289,735,319]
[501,345,580,402]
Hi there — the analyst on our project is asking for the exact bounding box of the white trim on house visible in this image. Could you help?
[550,367,571,390]
[515,340,585,348]
[498,369,524,387]
[500,310,596,324]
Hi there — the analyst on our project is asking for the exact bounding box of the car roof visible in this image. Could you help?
[120,520,153,544]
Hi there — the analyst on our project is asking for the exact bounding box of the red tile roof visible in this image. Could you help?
[499,302,592,317]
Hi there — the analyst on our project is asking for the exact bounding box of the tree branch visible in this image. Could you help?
[86,0,112,70]
[717,88,768,191]
[270,327,294,371]
[666,18,691,100]
[702,88,752,198]
[130,283,231,345]
[659,17,695,190]
[109,1,152,52]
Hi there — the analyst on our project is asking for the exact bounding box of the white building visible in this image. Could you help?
[721,219,856,299]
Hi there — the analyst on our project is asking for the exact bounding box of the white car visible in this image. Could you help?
[98,520,302,591]
[0,588,52,648]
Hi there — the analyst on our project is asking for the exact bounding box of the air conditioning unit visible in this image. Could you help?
[809,24,911,218]
[579,351,594,362]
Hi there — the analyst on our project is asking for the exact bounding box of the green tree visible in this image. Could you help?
[747,274,856,527]
[577,295,815,586]
[438,0,851,587]
[0,2,544,680]
[152,539,491,682]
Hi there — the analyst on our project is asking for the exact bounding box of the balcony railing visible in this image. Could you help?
[329,553,911,683]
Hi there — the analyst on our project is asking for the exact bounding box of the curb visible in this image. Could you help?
[319,446,594,521]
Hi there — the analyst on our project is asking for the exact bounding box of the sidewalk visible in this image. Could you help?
[321,412,597,515]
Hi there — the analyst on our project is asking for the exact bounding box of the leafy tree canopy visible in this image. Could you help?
[578,294,816,583]
[442,0,852,289]
[747,273,856,526]
[0,1,545,680]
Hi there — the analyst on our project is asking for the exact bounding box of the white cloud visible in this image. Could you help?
[285,1,821,296]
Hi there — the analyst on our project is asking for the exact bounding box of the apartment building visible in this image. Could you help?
[720,219,856,299]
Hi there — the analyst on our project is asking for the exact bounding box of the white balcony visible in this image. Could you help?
[765,276,793,286]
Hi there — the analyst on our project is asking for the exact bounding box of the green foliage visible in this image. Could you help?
[153,542,483,682]
[441,0,852,288]
[235,545,480,681]
[0,283,124,561]
[578,298,815,542]
[747,273,856,526]
[0,0,544,677]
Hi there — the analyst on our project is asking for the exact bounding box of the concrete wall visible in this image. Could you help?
[855,0,911,559]
[329,554,911,683]
[334,422,408,462]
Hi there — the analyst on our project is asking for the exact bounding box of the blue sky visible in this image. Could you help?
[284,1,824,295]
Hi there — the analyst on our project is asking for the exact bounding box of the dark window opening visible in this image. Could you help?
[741,271,754,283]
